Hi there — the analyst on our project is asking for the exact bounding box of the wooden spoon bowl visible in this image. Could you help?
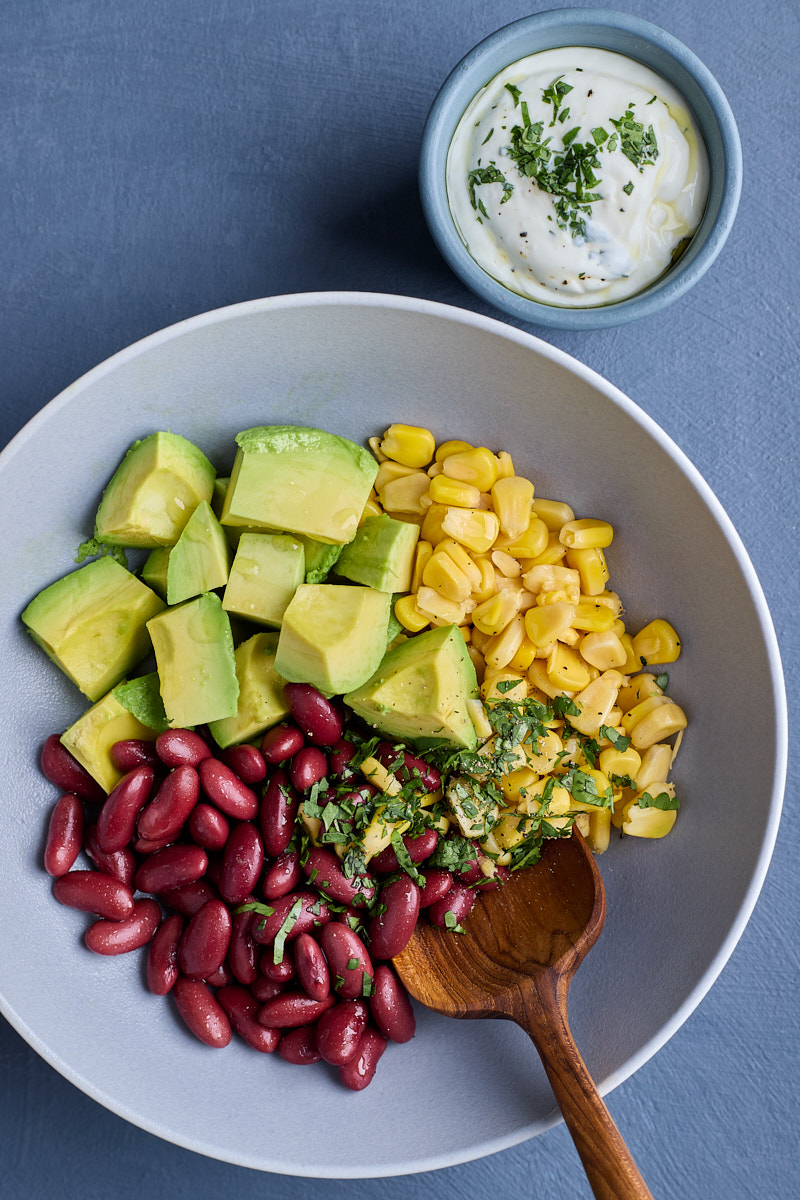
[394,831,654,1200]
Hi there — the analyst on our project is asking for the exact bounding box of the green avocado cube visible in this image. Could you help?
[336,514,419,592]
[299,536,343,584]
[141,547,170,599]
[21,557,165,702]
[95,431,216,548]
[211,476,230,519]
[147,592,238,727]
[344,624,478,750]
[166,500,230,605]
[61,689,159,794]
[208,632,290,749]
[220,426,378,545]
[275,584,392,695]
[222,532,304,627]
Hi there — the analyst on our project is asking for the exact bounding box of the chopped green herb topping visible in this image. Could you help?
[638,790,680,811]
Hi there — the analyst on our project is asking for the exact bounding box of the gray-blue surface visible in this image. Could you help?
[1,1,797,1197]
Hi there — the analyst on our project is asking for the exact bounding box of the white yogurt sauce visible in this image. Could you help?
[446,48,709,306]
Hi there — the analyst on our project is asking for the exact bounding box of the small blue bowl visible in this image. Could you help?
[420,8,742,330]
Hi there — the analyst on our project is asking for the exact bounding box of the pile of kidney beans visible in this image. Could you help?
[40,682,508,1090]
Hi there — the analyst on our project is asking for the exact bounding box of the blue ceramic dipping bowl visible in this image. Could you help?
[420,8,742,330]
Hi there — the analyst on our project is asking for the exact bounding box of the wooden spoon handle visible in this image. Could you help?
[517,981,654,1200]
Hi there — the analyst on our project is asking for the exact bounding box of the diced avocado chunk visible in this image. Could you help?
[61,689,159,794]
[211,476,230,519]
[275,584,392,694]
[141,547,170,599]
[166,500,230,605]
[222,533,304,627]
[385,595,404,644]
[95,431,216,548]
[114,673,169,733]
[299,536,343,584]
[344,624,478,750]
[21,557,165,702]
[147,592,238,727]
[336,514,419,592]
[220,426,378,545]
[208,632,290,748]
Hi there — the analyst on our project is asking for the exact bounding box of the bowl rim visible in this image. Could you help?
[419,7,743,330]
[0,290,786,1176]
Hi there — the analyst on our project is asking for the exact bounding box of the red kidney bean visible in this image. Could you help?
[131,832,173,855]
[294,933,330,1002]
[338,1026,387,1091]
[320,924,373,1001]
[110,739,159,772]
[147,913,185,994]
[259,769,299,857]
[206,961,233,988]
[179,899,232,980]
[428,881,476,929]
[472,864,510,891]
[257,991,335,1028]
[302,846,375,907]
[85,824,137,890]
[134,845,208,895]
[316,999,369,1066]
[95,766,155,853]
[261,722,305,765]
[172,976,232,1048]
[371,827,439,874]
[402,752,441,793]
[370,965,416,1043]
[328,737,357,780]
[228,906,258,985]
[249,976,285,1003]
[44,793,84,876]
[278,1025,321,1065]
[260,947,296,984]
[219,744,267,784]
[53,870,134,920]
[40,734,105,803]
[333,906,364,931]
[418,868,454,907]
[155,729,212,768]
[284,683,343,746]
[205,854,223,888]
[290,747,328,792]
[263,850,302,900]
[198,758,258,819]
[187,802,230,851]
[160,879,218,918]
[216,984,280,1053]
[368,876,421,960]
[250,891,332,945]
[220,822,264,906]
[85,898,161,956]
[136,766,199,842]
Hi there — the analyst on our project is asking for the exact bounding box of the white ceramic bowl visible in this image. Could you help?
[0,293,786,1177]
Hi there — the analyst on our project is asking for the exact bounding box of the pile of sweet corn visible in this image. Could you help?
[365,423,688,853]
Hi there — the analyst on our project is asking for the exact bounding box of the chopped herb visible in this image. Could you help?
[497,677,524,694]
[623,180,634,195]
[541,75,573,126]
[591,126,609,146]
[599,725,631,751]
[347,957,359,970]
[646,94,657,105]
[504,83,521,105]
[362,973,374,997]
[481,127,494,145]
[272,897,302,965]
[609,105,659,169]
[638,790,680,811]
[468,164,514,214]
[74,537,128,567]
[655,673,669,691]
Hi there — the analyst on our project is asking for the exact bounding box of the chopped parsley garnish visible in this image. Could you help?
[541,76,573,126]
[468,165,514,217]
[504,82,521,105]
[272,897,302,964]
[609,105,659,169]
[623,180,634,196]
[637,790,680,811]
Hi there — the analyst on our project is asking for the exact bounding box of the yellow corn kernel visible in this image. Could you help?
[484,613,526,670]
[508,634,537,672]
[482,671,528,703]
[368,435,388,463]
[359,496,383,526]
[467,697,492,741]
[394,594,430,633]
[495,450,515,478]
[632,618,682,665]
[565,546,609,596]
[428,473,482,508]
[491,476,535,539]
[471,556,497,603]
[591,590,622,616]
[531,497,575,531]
[527,658,575,700]
[618,632,642,674]
[470,625,491,654]
[442,446,499,493]
[598,744,642,781]
[622,801,677,839]
[473,588,522,635]
[361,809,411,859]
[415,586,474,626]
[547,644,592,691]
[579,630,628,670]
[491,549,521,578]
[620,694,673,736]
[526,532,568,565]
[420,502,450,546]
[410,540,433,592]
[441,506,500,554]
[618,673,663,712]
[475,491,494,511]
[611,618,626,637]
[559,518,614,549]
[519,776,572,817]
[435,439,473,462]
[574,812,590,838]
[525,729,563,773]
[517,589,537,613]
[380,471,430,515]
[426,460,444,478]
[458,623,472,643]
[522,564,581,600]
[492,812,528,851]
[605,707,623,728]
[496,518,550,560]
[572,600,616,632]
[493,573,524,599]
[635,744,673,791]
[499,766,537,806]
[587,807,612,854]
[524,601,575,647]
[467,642,486,682]
[379,423,435,469]
[360,756,402,797]
[375,459,417,492]
[568,670,625,735]
[438,539,482,591]
[629,702,688,751]
[422,550,472,603]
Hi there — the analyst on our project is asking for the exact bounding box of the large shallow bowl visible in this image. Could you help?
[0,293,785,1177]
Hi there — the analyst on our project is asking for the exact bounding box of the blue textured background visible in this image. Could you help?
[1,2,797,1196]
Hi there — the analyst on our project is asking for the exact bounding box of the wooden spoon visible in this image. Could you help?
[393,830,653,1200]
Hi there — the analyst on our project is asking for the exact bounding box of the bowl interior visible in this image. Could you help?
[0,293,782,1176]
[420,9,742,329]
